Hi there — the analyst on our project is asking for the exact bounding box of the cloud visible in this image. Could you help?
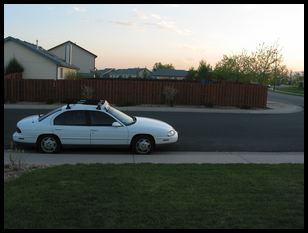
[150,14,161,20]
[133,9,191,36]
[73,6,87,13]
[133,8,149,20]
[109,20,134,26]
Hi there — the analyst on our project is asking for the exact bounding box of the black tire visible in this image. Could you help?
[37,135,61,153]
[131,135,154,155]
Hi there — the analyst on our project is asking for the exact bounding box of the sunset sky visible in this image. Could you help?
[4,4,304,72]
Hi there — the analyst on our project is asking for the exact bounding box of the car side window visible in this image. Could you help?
[54,111,88,126]
[89,111,116,126]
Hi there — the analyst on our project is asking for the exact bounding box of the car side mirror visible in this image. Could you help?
[112,122,122,127]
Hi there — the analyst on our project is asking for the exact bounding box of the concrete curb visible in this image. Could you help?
[4,151,304,165]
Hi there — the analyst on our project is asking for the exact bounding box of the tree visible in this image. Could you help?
[5,57,24,74]
[186,67,197,80]
[214,52,253,83]
[251,42,285,85]
[142,68,150,79]
[213,42,287,85]
[153,62,174,71]
[196,60,212,80]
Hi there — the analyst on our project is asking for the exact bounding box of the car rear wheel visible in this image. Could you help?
[132,135,154,155]
[38,135,61,153]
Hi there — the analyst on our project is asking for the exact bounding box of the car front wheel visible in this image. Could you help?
[132,135,154,154]
[37,135,61,153]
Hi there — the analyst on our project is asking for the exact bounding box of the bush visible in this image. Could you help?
[5,58,24,74]
[239,105,252,109]
[81,85,95,99]
[204,102,214,108]
[163,86,178,107]
[64,71,79,80]
[46,99,55,104]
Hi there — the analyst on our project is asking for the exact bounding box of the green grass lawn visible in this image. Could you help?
[273,85,304,96]
[4,164,304,229]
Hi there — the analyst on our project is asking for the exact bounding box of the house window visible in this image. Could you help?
[59,68,64,79]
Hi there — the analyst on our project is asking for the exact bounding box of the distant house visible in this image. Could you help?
[48,41,97,74]
[4,36,79,80]
[97,68,115,78]
[151,69,188,80]
[98,68,152,79]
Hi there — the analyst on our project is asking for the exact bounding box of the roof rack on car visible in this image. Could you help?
[96,100,104,110]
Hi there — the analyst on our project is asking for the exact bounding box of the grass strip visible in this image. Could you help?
[4,163,304,229]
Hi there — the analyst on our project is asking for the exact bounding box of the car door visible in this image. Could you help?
[53,110,90,145]
[88,110,129,145]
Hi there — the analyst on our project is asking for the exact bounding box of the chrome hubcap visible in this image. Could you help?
[136,138,151,154]
[41,137,57,152]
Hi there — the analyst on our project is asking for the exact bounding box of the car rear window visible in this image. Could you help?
[54,110,88,126]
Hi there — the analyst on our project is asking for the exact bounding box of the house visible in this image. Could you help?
[151,69,188,80]
[98,68,152,79]
[97,68,115,78]
[4,36,79,80]
[48,41,97,74]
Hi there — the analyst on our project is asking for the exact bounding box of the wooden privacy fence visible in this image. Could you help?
[4,73,22,80]
[4,79,268,108]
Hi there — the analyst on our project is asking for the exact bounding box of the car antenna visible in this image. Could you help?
[66,103,71,109]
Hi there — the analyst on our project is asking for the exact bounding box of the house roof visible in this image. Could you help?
[109,68,151,76]
[97,68,115,76]
[152,69,188,77]
[48,41,97,58]
[4,36,79,70]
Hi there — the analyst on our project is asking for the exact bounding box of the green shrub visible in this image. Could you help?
[239,105,252,109]
[64,71,79,80]
[204,102,214,108]
[46,99,55,104]
[5,58,24,74]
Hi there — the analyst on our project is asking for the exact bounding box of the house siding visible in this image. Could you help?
[4,40,57,80]
[49,42,96,73]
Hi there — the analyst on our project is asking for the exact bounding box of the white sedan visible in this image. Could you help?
[12,100,178,154]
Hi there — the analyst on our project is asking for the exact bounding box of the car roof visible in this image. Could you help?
[61,100,110,112]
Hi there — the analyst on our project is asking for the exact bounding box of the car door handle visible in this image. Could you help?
[91,129,98,132]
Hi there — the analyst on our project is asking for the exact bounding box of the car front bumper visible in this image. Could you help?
[156,131,178,145]
[13,132,36,144]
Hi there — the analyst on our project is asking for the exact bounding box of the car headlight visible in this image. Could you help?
[167,130,176,137]
[16,127,22,133]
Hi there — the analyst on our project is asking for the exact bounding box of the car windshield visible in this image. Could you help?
[108,106,135,125]
[38,107,62,122]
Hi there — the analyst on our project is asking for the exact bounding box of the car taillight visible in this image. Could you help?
[16,127,21,133]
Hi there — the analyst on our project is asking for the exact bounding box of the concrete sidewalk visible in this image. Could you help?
[3,101,303,114]
[4,151,304,165]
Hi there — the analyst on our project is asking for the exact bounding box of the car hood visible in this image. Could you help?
[17,115,39,127]
[134,117,174,131]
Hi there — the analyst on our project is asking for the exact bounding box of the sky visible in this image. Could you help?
[4,4,304,71]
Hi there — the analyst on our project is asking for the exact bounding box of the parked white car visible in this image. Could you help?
[13,100,178,154]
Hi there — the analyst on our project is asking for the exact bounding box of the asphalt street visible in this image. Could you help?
[3,91,304,165]
[3,92,304,153]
